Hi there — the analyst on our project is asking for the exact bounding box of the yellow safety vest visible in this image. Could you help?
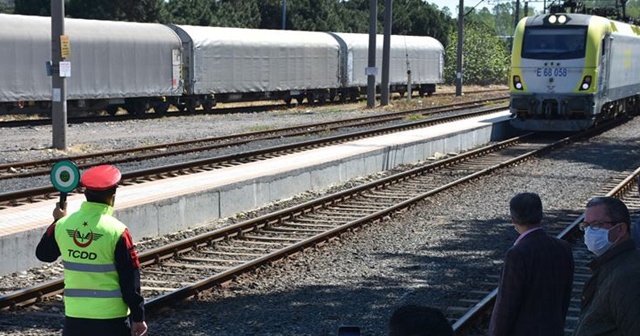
[55,201,130,319]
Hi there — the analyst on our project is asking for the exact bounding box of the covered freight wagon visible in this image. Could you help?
[168,25,342,110]
[330,33,444,98]
[0,14,182,115]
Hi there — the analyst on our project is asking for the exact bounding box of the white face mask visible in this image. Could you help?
[584,226,613,256]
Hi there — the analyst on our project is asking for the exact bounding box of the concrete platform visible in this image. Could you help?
[0,111,512,276]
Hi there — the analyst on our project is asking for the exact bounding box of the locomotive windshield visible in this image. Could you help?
[521,26,587,59]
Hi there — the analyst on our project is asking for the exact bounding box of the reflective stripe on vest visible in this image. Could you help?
[63,260,116,272]
[65,288,122,298]
[55,201,130,319]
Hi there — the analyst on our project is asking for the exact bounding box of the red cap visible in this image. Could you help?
[81,165,121,191]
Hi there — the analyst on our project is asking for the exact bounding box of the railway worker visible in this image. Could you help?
[35,165,147,336]
[489,192,574,336]
[573,196,640,336]
[387,304,453,336]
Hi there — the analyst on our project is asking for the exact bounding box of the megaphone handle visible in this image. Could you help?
[60,192,67,210]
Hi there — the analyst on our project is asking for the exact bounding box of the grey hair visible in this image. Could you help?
[586,196,630,229]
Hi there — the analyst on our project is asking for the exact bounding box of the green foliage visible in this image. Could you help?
[627,0,640,20]
[67,0,117,20]
[165,0,214,26]
[0,3,12,13]
[335,0,371,32]
[212,0,261,28]
[392,0,453,47]
[287,0,344,31]
[14,0,49,16]
[493,2,516,37]
[256,0,283,29]
[443,20,510,85]
[118,0,165,22]
[66,0,166,22]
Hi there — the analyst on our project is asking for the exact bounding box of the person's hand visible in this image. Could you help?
[53,202,67,221]
[131,321,148,336]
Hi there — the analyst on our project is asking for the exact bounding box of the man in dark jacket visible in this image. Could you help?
[573,196,640,335]
[489,192,574,336]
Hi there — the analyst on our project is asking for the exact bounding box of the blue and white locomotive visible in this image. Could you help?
[509,13,640,131]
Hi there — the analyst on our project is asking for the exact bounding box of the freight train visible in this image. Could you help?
[0,13,444,116]
[509,12,640,131]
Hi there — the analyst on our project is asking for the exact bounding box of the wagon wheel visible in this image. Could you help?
[124,101,144,116]
[306,91,316,105]
[328,89,337,102]
[349,90,359,102]
[295,96,304,105]
[284,96,293,106]
[186,99,198,113]
[202,96,216,112]
[106,106,119,116]
[154,102,170,115]
[132,101,148,116]
[317,91,327,105]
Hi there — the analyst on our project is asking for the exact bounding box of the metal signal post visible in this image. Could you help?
[51,0,68,150]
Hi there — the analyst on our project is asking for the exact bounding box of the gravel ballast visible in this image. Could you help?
[1,91,639,336]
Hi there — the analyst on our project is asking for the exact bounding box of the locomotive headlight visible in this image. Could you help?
[558,15,567,24]
[580,76,592,90]
[548,15,557,24]
[513,75,524,90]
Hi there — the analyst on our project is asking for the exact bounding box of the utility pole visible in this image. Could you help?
[381,0,392,106]
[51,0,67,150]
[455,0,463,96]
[367,0,377,108]
[282,0,287,30]
[514,0,521,28]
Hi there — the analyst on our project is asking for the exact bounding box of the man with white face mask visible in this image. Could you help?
[573,196,640,336]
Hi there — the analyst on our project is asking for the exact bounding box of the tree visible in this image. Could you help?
[13,0,50,16]
[287,0,343,31]
[212,0,262,28]
[392,0,453,47]
[166,0,214,26]
[117,0,165,22]
[67,0,166,22]
[626,0,640,20]
[444,20,510,85]
[493,2,515,37]
[67,0,117,20]
[335,0,375,33]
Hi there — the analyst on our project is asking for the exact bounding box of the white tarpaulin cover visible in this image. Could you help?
[171,25,341,95]
[0,14,182,102]
[332,33,444,87]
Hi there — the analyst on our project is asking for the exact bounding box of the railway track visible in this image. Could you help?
[0,89,507,127]
[450,165,640,335]
[0,97,508,208]
[0,119,627,319]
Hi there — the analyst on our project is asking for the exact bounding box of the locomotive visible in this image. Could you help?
[0,13,444,116]
[509,12,640,131]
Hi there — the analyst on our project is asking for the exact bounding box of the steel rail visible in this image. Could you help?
[0,96,508,180]
[0,126,606,312]
[451,121,640,335]
[0,104,508,208]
